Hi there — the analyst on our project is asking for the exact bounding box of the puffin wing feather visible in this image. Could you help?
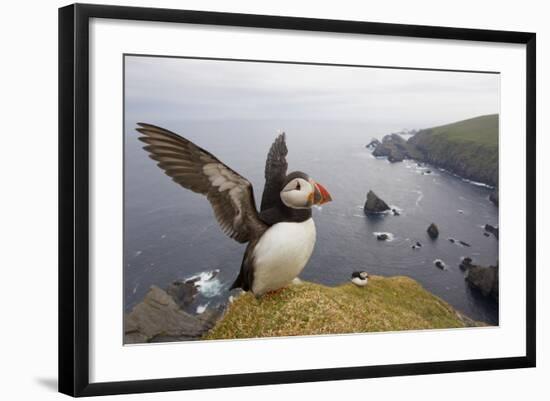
[136,123,267,243]
[260,132,288,212]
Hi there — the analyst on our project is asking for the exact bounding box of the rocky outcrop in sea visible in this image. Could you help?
[371,134,423,163]
[124,280,226,344]
[465,264,499,300]
[366,115,499,189]
[364,190,390,214]
[489,189,499,206]
[459,257,499,301]
[484,224,499,239]
[427,223,439,239]
[366,138,381,149]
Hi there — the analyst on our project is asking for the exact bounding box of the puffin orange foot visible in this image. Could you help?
[264,287,286,297]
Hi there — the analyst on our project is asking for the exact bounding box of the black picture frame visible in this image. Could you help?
[59,3,536,397]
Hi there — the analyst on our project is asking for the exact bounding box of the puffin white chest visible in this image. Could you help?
[252,218,316,295]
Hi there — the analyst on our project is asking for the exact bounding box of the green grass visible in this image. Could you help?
[427,114,499,147]
[204,277,481,340]
[409,114,499,186]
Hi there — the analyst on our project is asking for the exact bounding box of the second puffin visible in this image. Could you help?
[136,124,332,297]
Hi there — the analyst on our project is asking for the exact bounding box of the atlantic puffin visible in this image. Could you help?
[136,123,332,297]
[351,271,369,287]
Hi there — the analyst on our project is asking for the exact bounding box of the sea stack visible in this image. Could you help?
[465,264,499,300]
[489,189,499,206]
[427,223,439,239]
[459,257,474,271]
[364,190,390,215]
[366,138,381,149]
[484,224,499,239]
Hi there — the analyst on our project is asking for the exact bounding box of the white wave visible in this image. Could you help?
[436,168,494,189]
[414,190,423,206]
[196,303,210,314]
[373,232,395,242]
[134,250,142,257]
[461,178,494,189]
[185,269,224,298]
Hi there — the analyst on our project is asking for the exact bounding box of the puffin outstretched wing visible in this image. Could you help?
[260,132,288,212]
[136,123,267,243]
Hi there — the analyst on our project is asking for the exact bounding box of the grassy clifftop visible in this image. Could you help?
[408,114,499,186]
[421,114,498,146]
[204,276,480,340]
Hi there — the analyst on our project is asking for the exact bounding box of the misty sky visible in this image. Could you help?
[125,55,499,131]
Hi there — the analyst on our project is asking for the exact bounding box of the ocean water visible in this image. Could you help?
[124,120,499,324]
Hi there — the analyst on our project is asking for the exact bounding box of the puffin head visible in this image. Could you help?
[280,171,332,209]
[351,271,369,280]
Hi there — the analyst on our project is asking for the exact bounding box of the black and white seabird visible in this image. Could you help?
[351,271,369,287]
[136,123,332,297]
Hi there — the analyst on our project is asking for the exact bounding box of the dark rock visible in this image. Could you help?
[364,190,390,214]
[459,257,474,271]
[465,264,499,300]
[483,232,490,237]
[459,240,471,247]
[416,241,422,247]
[366,138,381,149]
[371,143,390,157]
[166,280,199,309]
[448,238,456,243]
[484,224,499,239]
[434,259,446,270]
[489,189,499,206]
[377,233,389,241]
[124,285,225,344]
[427,223,439,239]
[392,208,400,216]
[388,153,405,163]
[371,133,423,163]
[426,170,432,174]
[372,142,404,162]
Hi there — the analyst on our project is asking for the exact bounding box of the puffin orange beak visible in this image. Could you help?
[312,180,332,205]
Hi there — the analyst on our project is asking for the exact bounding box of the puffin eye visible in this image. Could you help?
[296,181,301,191]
